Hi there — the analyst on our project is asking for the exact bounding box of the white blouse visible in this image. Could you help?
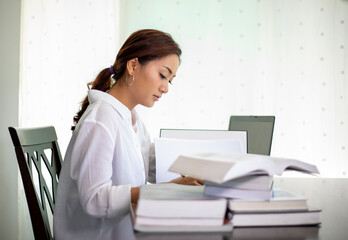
[53,90,155,240]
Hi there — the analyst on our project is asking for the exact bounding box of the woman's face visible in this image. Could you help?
[130,54,180,108]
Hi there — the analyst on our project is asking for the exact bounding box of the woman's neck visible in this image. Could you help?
[108,83,136,111]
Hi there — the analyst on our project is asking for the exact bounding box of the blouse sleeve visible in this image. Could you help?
[139,120,156,184]
[132,109,156,183]
[70,120,131,220]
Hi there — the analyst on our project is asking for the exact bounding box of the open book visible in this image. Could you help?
[168,152,319,183]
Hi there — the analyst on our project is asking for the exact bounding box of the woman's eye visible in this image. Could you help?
[160,73,166,79]
[160,73,173,85]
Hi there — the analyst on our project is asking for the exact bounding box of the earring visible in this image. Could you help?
[126,74,135,86]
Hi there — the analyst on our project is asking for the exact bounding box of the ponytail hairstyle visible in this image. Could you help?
[71,29,182,131]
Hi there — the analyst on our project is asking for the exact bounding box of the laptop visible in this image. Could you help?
[156,129,247,183]
[159,129,247,153]
[228,116,275,155]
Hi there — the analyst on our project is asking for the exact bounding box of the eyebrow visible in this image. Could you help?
[162,66,173,75]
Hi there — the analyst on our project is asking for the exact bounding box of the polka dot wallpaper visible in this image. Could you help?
[21,0,348,177]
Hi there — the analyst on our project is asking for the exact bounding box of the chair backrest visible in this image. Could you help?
[228,116,275,155]
[8,126,63,240]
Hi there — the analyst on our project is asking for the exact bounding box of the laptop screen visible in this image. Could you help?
[159,129,247,154]
[228,116,275,155]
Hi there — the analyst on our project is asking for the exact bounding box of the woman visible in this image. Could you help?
[53,29,202,239]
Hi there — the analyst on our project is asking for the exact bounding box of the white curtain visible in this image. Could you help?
[20,0,348,238]
[119,0,348,178]
[21,0,348,176]
[20,0,347,205]
[20,1,119,239]
[21,0,120,153]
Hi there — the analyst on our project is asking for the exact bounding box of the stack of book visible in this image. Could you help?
[228,188,321,227]
[168,152,321,228]
[232,226,319,239]
[134,183,233,232]
[204,174,274,200]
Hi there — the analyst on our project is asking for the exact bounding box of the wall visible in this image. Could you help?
[19,1,348,180]
[0,0,21,239]
[120,0,348,177]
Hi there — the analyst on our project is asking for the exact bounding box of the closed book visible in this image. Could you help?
[205,174,273,190]
[135,183,229,232]
[136,216,224,226]
[134,221,233,233]
[231,209,321,227]
[136,184,227,219]
[228,188,308,212]
[204,185,272,200]
[232,226,319,239]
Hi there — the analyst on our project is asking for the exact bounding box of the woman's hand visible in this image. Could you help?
[169,176,204,186]
[131,177,203,208]
[131,187,140,204]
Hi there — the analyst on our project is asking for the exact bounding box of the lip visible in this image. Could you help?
[153,95,161,101]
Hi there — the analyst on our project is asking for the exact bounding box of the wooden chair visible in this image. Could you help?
[9,126,63,240]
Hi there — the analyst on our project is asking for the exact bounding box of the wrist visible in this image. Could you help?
[131,187,140,204]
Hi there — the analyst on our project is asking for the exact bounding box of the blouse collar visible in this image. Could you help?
[88,89,132,123]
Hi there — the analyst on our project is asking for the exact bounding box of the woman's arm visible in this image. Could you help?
[72,121,131,219]
[131,176,203,205]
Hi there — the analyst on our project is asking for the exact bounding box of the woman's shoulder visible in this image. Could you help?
[75,99,123,138]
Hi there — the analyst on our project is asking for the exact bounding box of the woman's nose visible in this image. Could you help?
[160,81,168,94]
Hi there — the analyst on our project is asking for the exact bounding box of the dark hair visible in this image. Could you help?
[71,29,182,131]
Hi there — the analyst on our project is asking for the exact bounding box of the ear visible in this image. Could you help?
[126,58,138,75]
